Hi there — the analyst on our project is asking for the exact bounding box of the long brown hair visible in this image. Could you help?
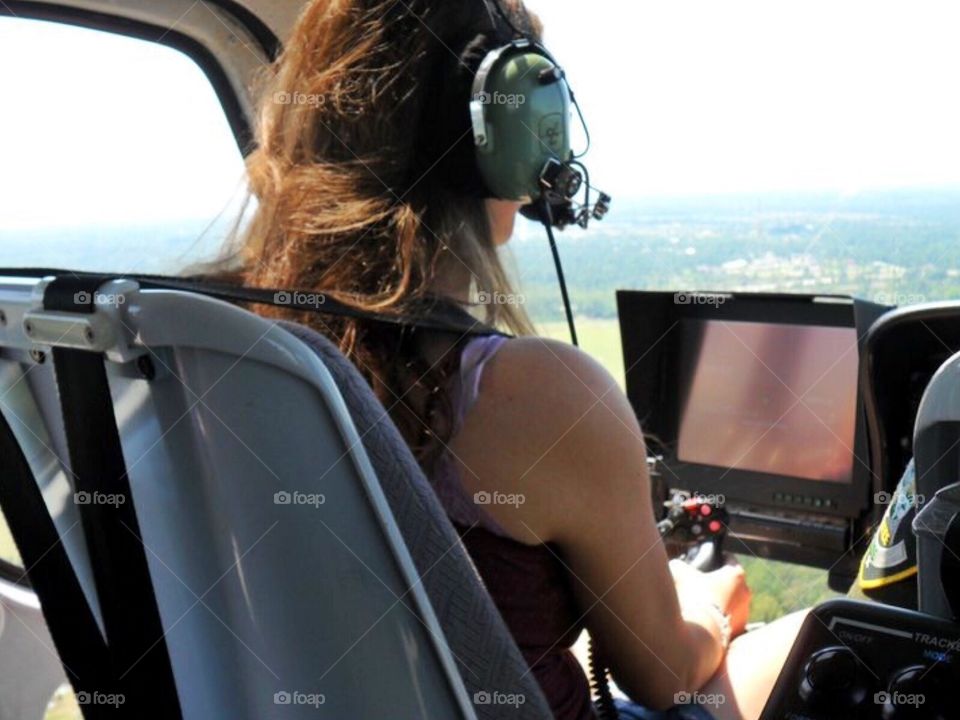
[209,0,539,470]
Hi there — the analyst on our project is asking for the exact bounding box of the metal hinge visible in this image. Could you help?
[22,279,145,363]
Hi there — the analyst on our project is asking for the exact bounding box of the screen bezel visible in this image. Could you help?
[617,291,872,523]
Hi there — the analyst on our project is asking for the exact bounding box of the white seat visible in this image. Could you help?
[0,273,553,719]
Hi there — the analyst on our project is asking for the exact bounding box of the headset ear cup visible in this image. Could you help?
[471,43,573,202]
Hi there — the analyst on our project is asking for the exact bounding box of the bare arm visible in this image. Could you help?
[449,338,749,710]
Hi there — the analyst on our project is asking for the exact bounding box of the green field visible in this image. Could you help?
[539,318,626,387]
[44,687,79,720]
[0,510,21,568]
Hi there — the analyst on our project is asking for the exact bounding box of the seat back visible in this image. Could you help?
[0,274,552,719]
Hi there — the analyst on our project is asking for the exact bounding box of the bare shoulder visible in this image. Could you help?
[481,336,621,407]
[478,336,644,466]
[453,336,648,542]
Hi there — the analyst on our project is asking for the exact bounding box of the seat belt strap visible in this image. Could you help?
[0,267,506,337]
[0,409,113,718]
[44,275,182,718]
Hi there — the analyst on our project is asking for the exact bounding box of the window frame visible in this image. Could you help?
[0,0,274,585]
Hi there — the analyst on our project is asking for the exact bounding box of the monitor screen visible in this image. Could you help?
[677,319,860,483]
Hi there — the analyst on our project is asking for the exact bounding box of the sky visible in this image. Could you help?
[527,0,960,196]
[3,1,960,233]
[0,19,245,230]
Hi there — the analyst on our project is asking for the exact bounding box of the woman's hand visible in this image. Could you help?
[671,559,752,639]
[705,563,751,638]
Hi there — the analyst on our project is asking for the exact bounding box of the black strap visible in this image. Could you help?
[44,276,182,717]
[2,267,506,338]
[0,410,115,717]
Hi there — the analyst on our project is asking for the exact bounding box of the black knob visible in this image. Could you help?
[799,646,869,709]
[880,664,951,720]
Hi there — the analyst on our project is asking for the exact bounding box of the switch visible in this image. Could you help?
[881,664,951,720]
[799,646,869,709]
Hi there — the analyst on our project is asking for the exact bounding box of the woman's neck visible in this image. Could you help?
[429,256,474,305]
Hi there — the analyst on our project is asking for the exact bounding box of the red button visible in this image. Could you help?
[709,520,722,533]
[700,504,712,516]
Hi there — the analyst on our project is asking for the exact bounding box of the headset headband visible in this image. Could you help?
[470,38,559,100]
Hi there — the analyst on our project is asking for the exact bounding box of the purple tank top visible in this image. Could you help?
[431,335,596,720]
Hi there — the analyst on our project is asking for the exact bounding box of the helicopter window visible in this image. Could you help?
[518,0,960,619]
[0,17,248,275]
[517,0,960,361]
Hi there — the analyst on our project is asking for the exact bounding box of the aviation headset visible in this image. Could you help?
[469,0,611,346]
[468,7,610,230]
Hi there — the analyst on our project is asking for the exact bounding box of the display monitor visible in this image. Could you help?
[676,319,860,483]
[616,290,892,575]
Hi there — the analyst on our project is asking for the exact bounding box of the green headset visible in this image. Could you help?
[468,28,610,229]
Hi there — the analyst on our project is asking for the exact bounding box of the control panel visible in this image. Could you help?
[760,599,960,719]
[619,291,890,581]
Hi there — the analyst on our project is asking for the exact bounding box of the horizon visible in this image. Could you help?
[4,182,960,236]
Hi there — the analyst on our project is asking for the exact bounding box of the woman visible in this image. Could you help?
[214,0,806,717]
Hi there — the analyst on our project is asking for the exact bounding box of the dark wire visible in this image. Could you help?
[482,3,611,715]
[491,9,612,710]
[543,201,579,347]
[588,639,618,720]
